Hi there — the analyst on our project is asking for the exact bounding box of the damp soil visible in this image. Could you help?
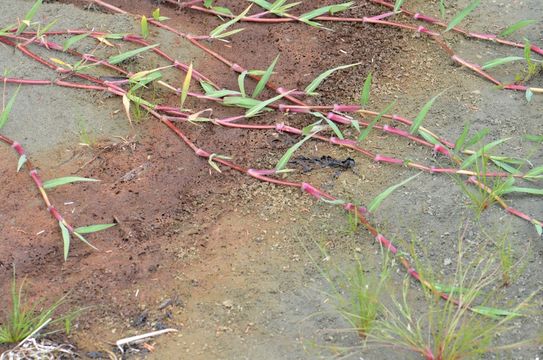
[0,0,542,359]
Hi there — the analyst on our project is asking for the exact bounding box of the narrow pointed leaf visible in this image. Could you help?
[359,72,372,107]
[63,32,91,51]
[73,232,98,250]
[74,223,116,234]
[368,172,421,213]
[180,62,193,109]
[16,0,42,35]
[472,305,521,318]
[358,101,396,142]
[238,71,248,97]
[482,56,524,70]
[461,138,510,169]
[43,176,99,189]
[324,117,344,139]
[59,221,70,261]
[502,186,543,196]
[276,134,316,171]
[210,6,251,39]
[0,86,20,130]
[108,44,159,65]
[410,92,442,134]
[500,20,537,37]
[253,55,279,99]
[445,0,480,32]
[455,122,470,151]
[245,91,292,117]
[299,2,353,21]
[535,223,542,236]
[223,96,264,109]
[464,128,489,149]
[305,63,361,95]
[17,154,27,172]
[394,0,406,12]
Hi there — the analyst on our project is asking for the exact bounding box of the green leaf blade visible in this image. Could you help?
[445,0,480,32]
[74,223,116,234]
[368,172,421,213]
[43,176,99,189]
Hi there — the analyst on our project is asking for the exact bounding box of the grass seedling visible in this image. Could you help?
[0,272,80,344]
[365,234,538,359]
[315,243,392,337]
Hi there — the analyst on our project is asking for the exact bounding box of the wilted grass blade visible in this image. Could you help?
[482,56,524,70]
[108,44,159,65]
[16,0,42,35]
[500,19,537,37]
[207,154,232,173]
[368,172,421,212]
[74,223,116,234]
[305,63,361,95]
[358,101,395,142]
[359,72,372,107]
[17,154,27,172]
[180,62,193,109]
[410,92,442,134]
[253,55,279,99]
[59,221,70,261]
[245,91,292,117]
[445,0,480,32]
[43,176,99,189]
[461,138,510,169]
[0,86,20,130]
[63,32,91,51]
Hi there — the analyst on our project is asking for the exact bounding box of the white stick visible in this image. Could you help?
[116,328,178,352]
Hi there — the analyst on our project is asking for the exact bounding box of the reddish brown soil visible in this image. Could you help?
[0,0,408,355]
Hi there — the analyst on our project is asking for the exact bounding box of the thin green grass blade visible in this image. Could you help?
[204,89,241,98]
[410,92,442,134]
[500,20,537,37]
[305,63,361,95]
[472,305,521,318]
[461,138,510,169]
[253,55,279,99]
[445,0,480,32]
[43,176,99,189]
[0,86,20,130]
[108,44,159,65]
[324,117,344,139]
[525,134,543,143]
[73,232,98,250]
[245,91,291,117]
[200,80,216,94]
[464,128,489,149]
[502,187,543,195]
[358,101,395,142]
[63,32,91,51]
[276,134,315,171]
[490,159,520,175]
[74,223,116,234]
[238,71,248,97]
[210,6,251,39]
[16,0,42,35]
[299,2,353,21]
[223,96,264,109]
[59,221,70,261]
[482,56,524,70]
[368,172,421,213]
[394,0,406,12]
[359,72,372,107]
[454,122,470,151]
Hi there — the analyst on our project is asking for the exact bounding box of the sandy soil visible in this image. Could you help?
[0,0,541,359]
